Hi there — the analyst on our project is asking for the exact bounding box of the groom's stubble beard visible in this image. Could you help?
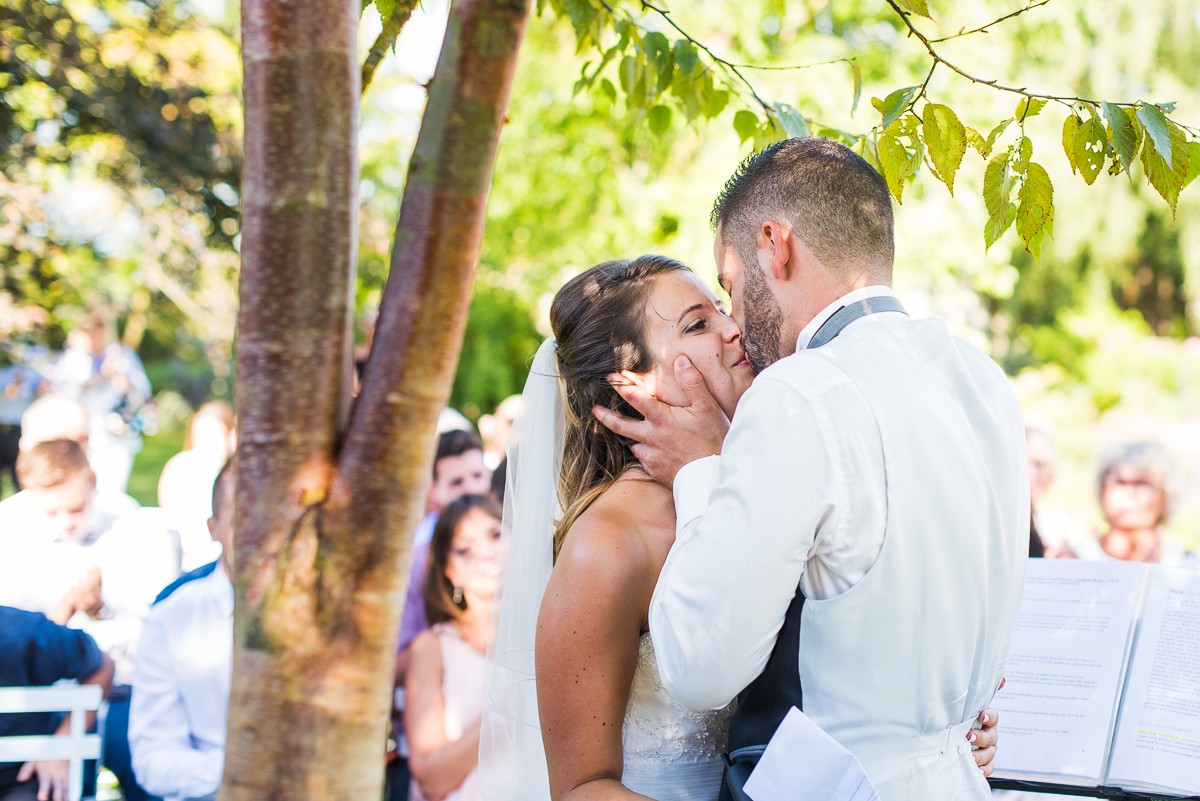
[740,260,785,375]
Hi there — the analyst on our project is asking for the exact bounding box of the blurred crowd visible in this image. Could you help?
[1,310,1195,801]
[0,325,518,801]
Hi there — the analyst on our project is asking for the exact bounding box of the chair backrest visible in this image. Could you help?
[0,683,103,801]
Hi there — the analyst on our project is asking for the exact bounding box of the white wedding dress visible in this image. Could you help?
[621,633,734,801]
[479,340,734,801]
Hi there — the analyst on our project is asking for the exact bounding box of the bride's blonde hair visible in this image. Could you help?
[549,255,690,558]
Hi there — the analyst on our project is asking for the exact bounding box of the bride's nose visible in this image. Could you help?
[719,314,741,342]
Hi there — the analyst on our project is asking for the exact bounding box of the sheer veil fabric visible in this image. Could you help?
[478,338,562,801]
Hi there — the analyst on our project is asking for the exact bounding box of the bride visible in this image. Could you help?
[479,255,998,800]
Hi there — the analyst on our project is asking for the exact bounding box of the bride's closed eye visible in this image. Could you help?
[683,316,709,334]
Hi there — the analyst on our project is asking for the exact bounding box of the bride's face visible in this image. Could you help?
[634,271,754,418]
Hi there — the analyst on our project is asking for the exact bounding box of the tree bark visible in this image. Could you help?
[224,0,530,797]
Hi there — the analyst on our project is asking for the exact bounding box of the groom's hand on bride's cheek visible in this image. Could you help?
[593,356,729,487]
[970,707,999,776]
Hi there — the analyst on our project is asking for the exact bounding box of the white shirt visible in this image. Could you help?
[650,287,1027,716]
[130,566,233,801]
[0,490,178,684]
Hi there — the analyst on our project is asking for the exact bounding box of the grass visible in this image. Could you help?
[126,427,187,506]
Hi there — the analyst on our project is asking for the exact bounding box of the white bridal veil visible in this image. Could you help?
[478,338,562,800]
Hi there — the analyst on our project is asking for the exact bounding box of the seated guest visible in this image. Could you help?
[157,401,235,571]
[0,605,114,801]
[2,395,139,520]
[406,495,504,801]
[0,440,176,801]
[129,462,234,801]
[1070,440,1197,566]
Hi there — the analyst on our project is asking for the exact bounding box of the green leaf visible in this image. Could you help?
[983,153,1014,249]
[964,126,988,158]
[705,89,730,119]
[878,133,914,203]
[1140,120,1190,213]
[1015,97,1047,120]
[857,135,883,175]
[850,62,862,115]
[648,104,672,137]
[643,32,673,94]
[1016,162,1054,258]
[1102,102,1140,174]
[986,118,1013,154]
[879,86,919,131]
[923,103,966,196]
[896,0,932,18]
[1061,114,1081,175]
[772,102,810,139]
[619,55,638,97]
[375,0,396,21]
[1184,141,1200,190]
[1012,136,1033,173]
[672,39,700,78]
[733,110,758,144]
[599,78,617,106]
[1137,103,1173,165]
[1073,116,1107,185]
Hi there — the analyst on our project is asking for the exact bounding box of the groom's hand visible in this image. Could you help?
[593,355,729,487]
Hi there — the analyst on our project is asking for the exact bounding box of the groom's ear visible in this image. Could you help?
[757,219,795,282]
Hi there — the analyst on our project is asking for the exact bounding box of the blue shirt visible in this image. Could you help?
[0,606,104,769]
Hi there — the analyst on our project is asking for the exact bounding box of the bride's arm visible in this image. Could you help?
[536,515,654,801]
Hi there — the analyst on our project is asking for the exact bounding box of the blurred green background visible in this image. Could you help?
[3,0,1199,547]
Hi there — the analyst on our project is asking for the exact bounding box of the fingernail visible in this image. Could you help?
[677,355,693,369]
[981,712,990,723]
[967,732,977,743]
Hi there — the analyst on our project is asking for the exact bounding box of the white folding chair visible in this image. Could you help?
[0,684,103,801]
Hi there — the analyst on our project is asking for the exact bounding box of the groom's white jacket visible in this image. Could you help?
[649,286,1028,801]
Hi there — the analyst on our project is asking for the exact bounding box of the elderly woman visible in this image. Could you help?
[1071,441,1197,567]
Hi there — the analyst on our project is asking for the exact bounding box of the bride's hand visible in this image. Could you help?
[594,355,729,487]
[970,707,1000,776]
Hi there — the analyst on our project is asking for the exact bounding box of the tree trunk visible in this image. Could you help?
[224,0,531,797]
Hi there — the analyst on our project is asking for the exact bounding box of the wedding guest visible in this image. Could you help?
[50,308,152,496]
[1070,441,1197,567]
[398,429,491,654]
[390,429,491,799]
[406,495,504,801]
[0,346,49,494]
[0,606,114,801]
[130,461,234,801]
[157,401,236,571]
[18,394,91,454]
[478,395,520,471]
[0,440,176,801]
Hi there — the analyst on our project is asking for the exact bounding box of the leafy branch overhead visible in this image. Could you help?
[360,0,1199,258]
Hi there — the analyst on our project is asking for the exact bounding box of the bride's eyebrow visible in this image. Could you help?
[676,303,705,324]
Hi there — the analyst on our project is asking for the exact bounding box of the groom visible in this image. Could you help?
[597,138,1028,800]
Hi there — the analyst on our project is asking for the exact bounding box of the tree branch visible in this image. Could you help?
[361,0,421,94]
[929,0,1052,44]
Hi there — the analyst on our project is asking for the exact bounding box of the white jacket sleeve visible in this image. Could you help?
[649,377,833,711]
[129,611,224,799]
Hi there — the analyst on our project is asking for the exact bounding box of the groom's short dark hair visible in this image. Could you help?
[711,137,894,283]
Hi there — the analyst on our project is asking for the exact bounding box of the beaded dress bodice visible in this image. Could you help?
[621,633,733,800]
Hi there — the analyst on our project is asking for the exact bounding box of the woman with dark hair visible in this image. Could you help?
[480,255,1001,801]
[406,494,505,801]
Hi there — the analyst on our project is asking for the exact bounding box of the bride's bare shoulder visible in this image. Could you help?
[555,472,675,577]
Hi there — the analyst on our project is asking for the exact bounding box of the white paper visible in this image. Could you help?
[1106,567,1200,795]
[743,706,879,801]
[990,559,1146,784]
